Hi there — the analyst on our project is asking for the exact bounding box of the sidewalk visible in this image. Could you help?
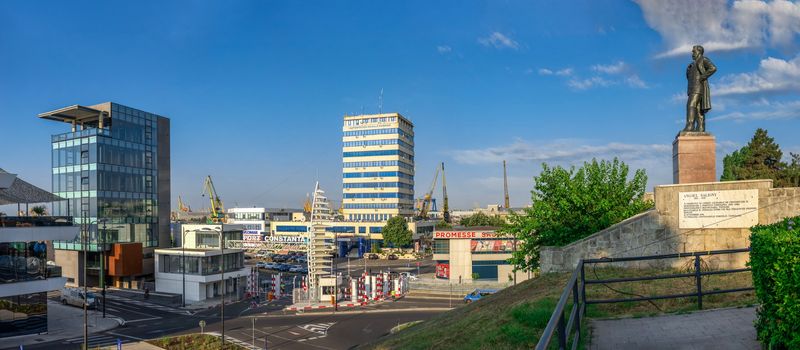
[4,301,122,348]
[590,306,759,350]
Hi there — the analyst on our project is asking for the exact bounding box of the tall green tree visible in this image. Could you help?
[382,216,412,247]
[786,152,800,187]
[458,212,506,227]
[721,128,792,186]
[500,158,653,271]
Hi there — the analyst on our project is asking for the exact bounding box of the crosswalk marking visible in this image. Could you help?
[206,332,259,350]
[62,334,133,348]
[104,294,190,314]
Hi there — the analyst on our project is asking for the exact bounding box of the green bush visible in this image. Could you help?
[748,216,800,349]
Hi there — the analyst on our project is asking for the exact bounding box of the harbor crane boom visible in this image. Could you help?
[418,166,440,219]
[442,162,450,223]
[202,175,226,224]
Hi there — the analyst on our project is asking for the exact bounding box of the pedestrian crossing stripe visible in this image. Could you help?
[104,294,188,314]
[62,335,133,347]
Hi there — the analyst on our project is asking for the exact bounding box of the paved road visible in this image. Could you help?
[15,287,453,350]
[590,307,759,350]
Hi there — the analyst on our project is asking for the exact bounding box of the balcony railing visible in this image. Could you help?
[0,216,73,228]
[0,259,63,284]
[51,127,111,142]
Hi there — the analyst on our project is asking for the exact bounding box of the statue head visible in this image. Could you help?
[692,45,704,60]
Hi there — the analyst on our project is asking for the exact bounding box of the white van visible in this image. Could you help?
[60,287,98,309]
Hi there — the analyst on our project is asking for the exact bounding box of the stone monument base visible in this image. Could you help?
[673,132,716,184]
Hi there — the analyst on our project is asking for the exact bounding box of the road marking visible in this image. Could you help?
[108,331,146,341]
[298,322,335,335]
[125,316,163,323]
[289,331,301,336]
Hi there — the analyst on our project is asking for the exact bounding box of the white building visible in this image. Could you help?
[154,224,250,304]
[342,113,415,221]
[0,169,78,338]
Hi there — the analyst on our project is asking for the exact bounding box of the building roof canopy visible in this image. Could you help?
[0,168,62,205]
[38,104,105,123]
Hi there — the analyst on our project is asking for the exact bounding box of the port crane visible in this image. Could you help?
[178,195,191,212]
[202,175,226,224]
[417,165,440,220]
[441,162,450,223]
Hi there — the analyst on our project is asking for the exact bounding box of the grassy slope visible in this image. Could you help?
[367,266,755,350]
[369,273,570,350]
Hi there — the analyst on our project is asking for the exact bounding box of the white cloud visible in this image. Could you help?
[552,61,648,90]
[451,139,671,165]
[437,45,452,54]
[625,75,648,88]
[592,61,629,74]
[715,54,800,96]
[450,139,675,191]
[478,32,520,50]
[567,76,616,90]
[711,99,800,121]
[634,0,800,58]
[538,67,573,76]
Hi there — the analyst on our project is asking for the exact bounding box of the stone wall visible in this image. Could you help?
[541,180,800,272]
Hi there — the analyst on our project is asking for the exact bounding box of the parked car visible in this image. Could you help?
[367,253,379,260]
[387,254,399,260]
[264,263,279,270]
[244,254,254,260]
[399,272,419,281]
[463,289,498,303]
[289,266,304,273]
[60,287,98,308]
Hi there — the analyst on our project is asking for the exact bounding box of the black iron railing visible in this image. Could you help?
[536,247,752,350]
[0,216,73,227]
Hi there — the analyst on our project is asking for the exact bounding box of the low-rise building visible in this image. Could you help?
[432,227,528,284]
[0,169,78,338]
[154,224,249,304]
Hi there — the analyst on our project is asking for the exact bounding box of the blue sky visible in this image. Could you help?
[1,1,799,210]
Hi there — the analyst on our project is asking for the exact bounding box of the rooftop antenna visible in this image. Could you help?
[378,88,383,114]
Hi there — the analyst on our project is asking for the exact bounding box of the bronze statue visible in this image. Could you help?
[685,45,717,133]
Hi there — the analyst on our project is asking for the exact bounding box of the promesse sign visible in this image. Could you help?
[433,231,499,239]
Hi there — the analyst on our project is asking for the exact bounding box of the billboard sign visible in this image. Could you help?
[434,231,500,239]
[470,240,514,253]
[435,263,450,279]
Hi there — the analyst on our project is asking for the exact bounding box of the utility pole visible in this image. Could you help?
[82,219,88,350]
[503,160,510,209]
[220,229,225,347]
[101,219,107,318]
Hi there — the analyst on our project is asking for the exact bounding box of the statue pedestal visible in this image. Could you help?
[673,132,716,184]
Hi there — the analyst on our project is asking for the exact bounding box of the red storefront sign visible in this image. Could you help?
[435,263,450,279]
[434,231,499,239]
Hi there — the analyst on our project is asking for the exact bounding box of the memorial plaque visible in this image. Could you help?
[679,189,758,228]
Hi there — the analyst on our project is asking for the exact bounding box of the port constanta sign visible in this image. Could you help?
[433,231,500,239]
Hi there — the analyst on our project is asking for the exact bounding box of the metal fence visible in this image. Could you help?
[536,247,753,350]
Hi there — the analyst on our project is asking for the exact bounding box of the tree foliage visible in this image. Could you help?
[748,216,800,348]
[382,216,412,247]
[721,128,799,187]
[458,212,506,227]
[500,158,653,271]
[30,205,47,216]
[434,220,452,230]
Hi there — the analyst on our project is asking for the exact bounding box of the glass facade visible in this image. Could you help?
[0,292,47,337]
[158,252,244,275]
[0,242,49,284]
[342,171,414,180]
[51,103,162,250]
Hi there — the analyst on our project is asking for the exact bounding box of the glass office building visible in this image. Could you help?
[39,102,171,287]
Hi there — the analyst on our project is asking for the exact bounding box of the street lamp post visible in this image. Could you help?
[220,229,226,347]
[82,220,88,350]
[100,219,108,318]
